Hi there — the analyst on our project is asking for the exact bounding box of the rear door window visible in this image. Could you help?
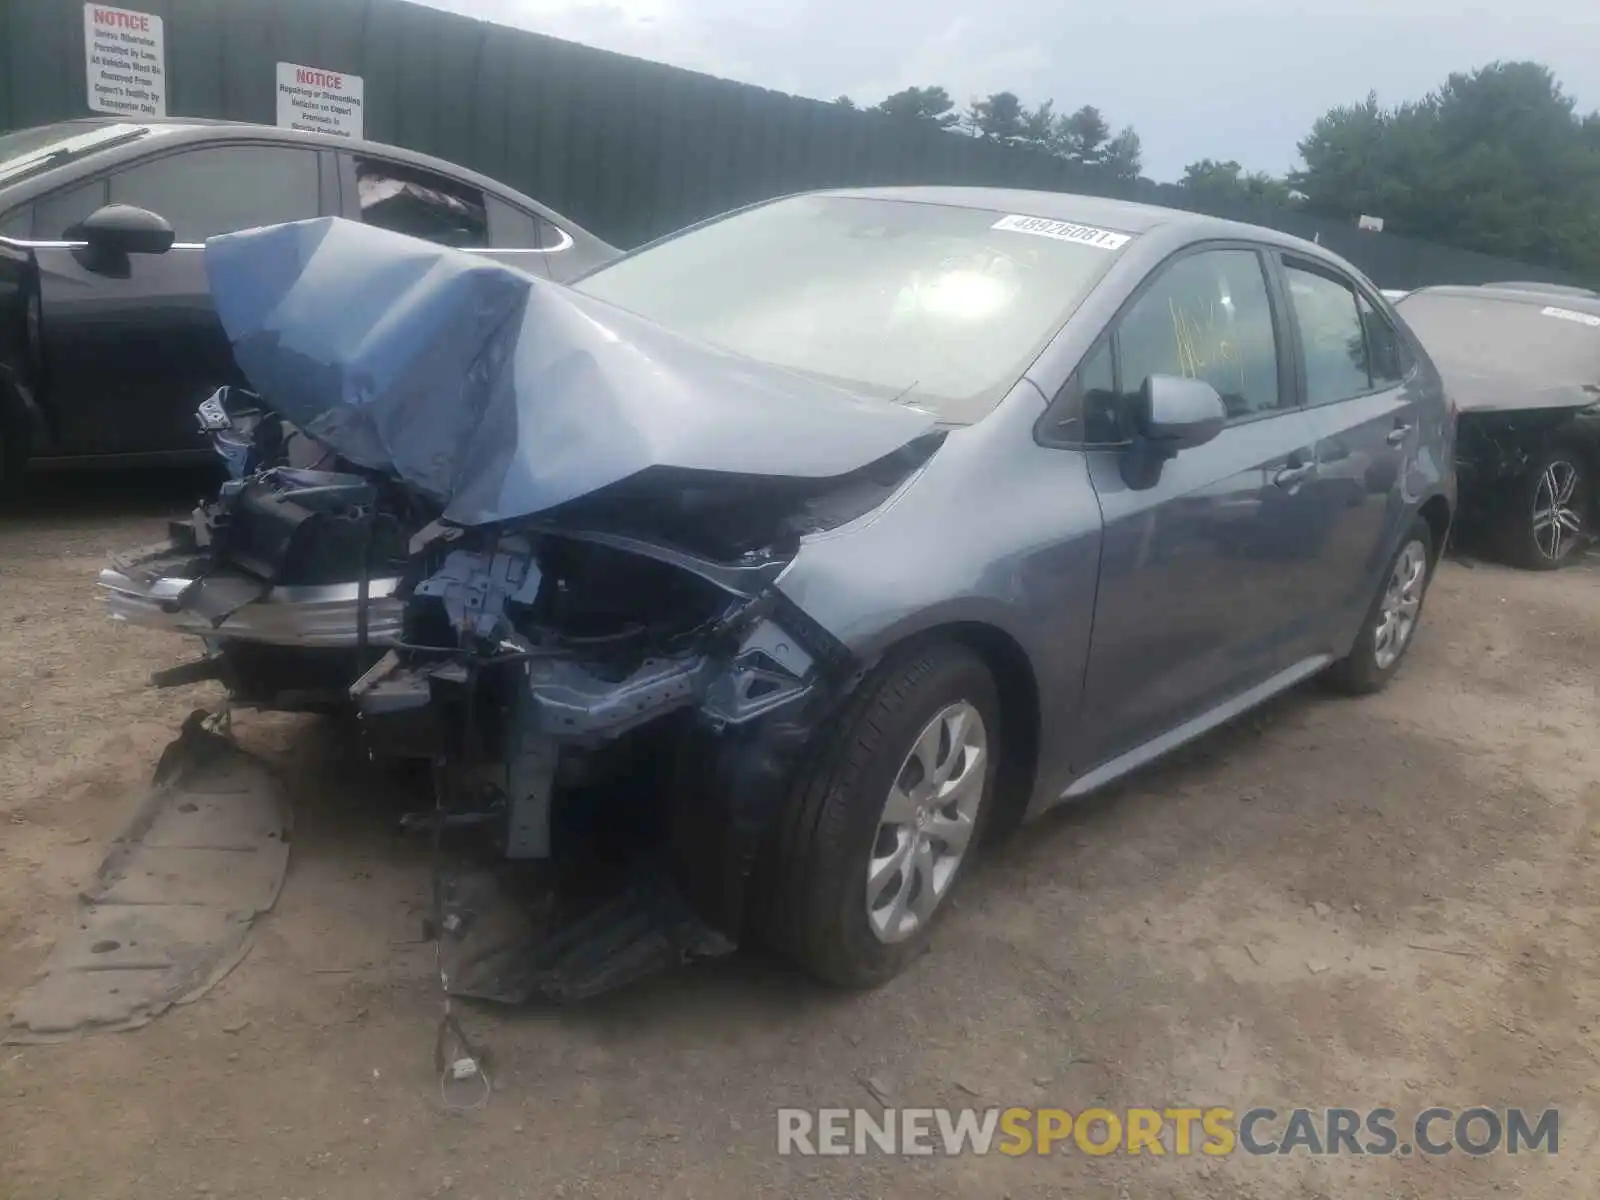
[107,145,321,241]
[1283,262,1374,405]
[354,158,488,248]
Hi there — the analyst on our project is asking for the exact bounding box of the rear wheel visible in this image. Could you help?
[763,642,999,988]
[1497,446,1589,570]
[1325,517,1434,695]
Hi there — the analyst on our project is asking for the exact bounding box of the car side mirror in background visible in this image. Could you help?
[1119,375,1227,489]
[78,205,176,257]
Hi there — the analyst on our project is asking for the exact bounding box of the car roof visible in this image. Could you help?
[820,185,1339,257]
[0,116,573,226]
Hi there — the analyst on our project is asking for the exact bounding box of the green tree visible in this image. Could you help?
[850,81,1145,182]
[1288,92,1409,219]
[1054,104,1111,166]
[1019,99,1056,149]
[1293,63,1600,272]
[966,92,1025,140]
[1102,125,1144,182]
[1179,158,1294,206]
[871,85,959,128]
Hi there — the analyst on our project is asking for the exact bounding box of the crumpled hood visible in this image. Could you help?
[204,218,936,526]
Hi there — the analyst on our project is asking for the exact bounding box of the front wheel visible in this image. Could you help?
[762,642,1000,988]
[1325,517,1434,695]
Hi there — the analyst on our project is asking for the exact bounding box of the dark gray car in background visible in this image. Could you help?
[103,188,1455,991]
[1395,284,1599,568]
[0,118,616,494]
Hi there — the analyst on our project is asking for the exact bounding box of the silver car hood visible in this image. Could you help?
[204,217,936,526]
[1445,366,1600,416]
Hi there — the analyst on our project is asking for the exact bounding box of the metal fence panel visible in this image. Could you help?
[2,0,1593,289]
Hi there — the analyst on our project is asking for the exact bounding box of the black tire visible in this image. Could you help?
[0,383,28,505]
[1325,517,1435,695]
[762,642,1000,988]
[1494,445,1589,571]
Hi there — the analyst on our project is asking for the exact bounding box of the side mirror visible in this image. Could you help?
[1138,375,1226,453]
[78,204,175,256]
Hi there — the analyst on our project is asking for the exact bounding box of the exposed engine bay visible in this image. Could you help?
[98,216,958,1002]
[97,233,950,1007]
[103,386,931,999]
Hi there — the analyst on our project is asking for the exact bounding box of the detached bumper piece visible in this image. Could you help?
[100,556,404,648]
[98,465,415,651]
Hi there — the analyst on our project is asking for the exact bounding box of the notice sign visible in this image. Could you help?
[277,63,364,139]
[83,4,166,117]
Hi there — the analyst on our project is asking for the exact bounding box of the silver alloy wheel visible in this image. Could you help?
[1373,539,1427,670]
[1532,459,1583,563]
[866,699,988,944]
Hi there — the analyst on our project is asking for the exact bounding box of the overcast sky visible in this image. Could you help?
[420,0,1599,181]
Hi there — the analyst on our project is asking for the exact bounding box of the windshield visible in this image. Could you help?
[0,121,153,186]
[1397,291,1600,388]
[573,195,1131,423]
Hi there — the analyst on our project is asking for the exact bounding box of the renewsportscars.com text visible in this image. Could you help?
[776,1106,1559,1157]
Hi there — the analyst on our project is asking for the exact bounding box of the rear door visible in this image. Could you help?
[1274,254,1419,660]
[33,142,326,456]
[1074,244,1324,770]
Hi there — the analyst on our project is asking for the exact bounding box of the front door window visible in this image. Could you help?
[1117,249,1283,420]
[108,145,321,240]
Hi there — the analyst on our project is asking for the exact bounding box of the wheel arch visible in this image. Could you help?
[872,620,1042,841]
[1418,493,1452,563]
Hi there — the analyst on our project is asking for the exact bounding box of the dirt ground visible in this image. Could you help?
[2,469,1598,1200]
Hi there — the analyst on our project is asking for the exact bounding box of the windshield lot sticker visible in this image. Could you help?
[992,214,1131,250]
[1540,305,1600,328]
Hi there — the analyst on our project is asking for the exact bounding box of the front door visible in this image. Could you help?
[1275,257,1420,661]
[1074,245,1322,771]
[35,143,324,456]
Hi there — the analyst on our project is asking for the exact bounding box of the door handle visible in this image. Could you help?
[1273,461,1315,489]
[1386,421,1413,447]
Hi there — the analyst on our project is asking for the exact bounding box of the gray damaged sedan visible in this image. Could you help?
[102,188,1455,992]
